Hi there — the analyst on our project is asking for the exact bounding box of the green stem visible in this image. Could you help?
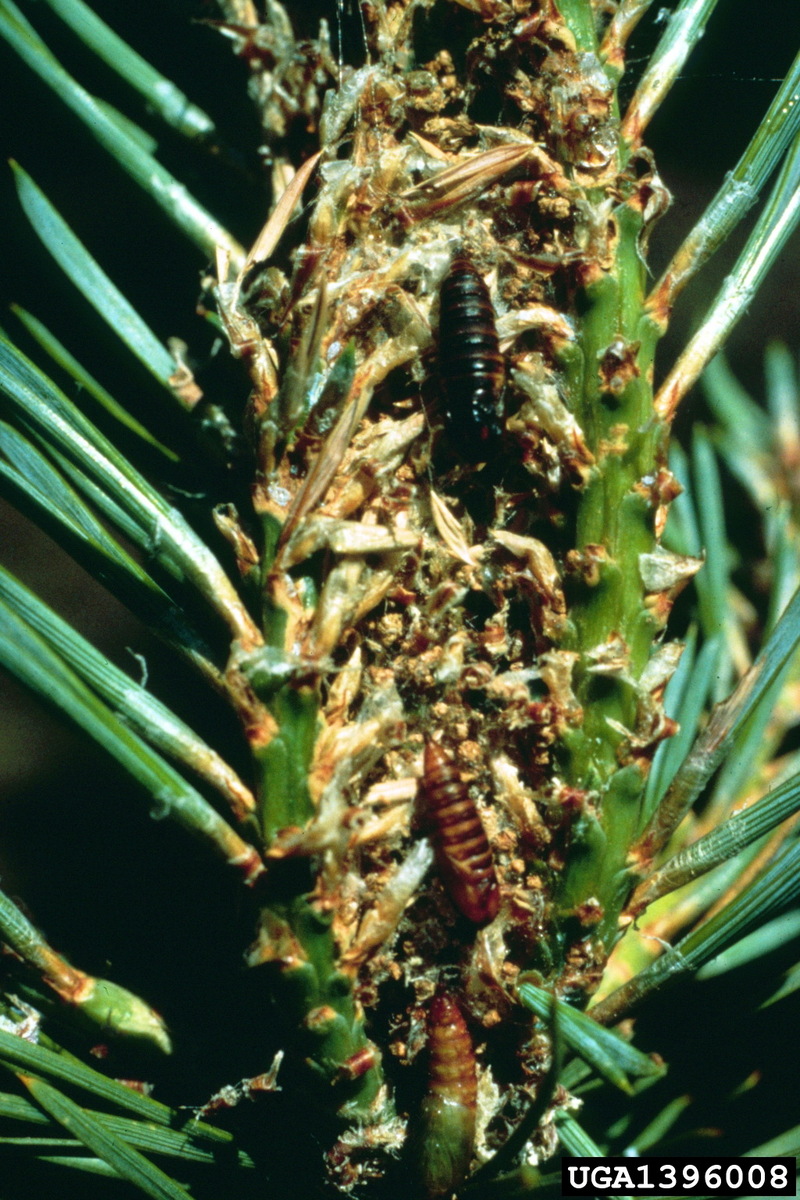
[555,0,599,49]
[553,165,667,948]
[239,545,386,1122]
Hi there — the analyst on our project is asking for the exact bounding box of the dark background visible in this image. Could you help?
[0,0,799,1192]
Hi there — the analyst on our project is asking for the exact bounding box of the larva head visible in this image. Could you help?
[423,740,451,782]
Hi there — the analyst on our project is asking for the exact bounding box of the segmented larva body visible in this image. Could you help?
[438,260,506,460]
[423,742,500,925]
[426,991,478,1113]
[438,258,504,462]
[416,992,477,1197]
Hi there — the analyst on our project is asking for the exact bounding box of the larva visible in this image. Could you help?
[438,258,504,462]
[416,991,478,1197]
[422,742,500,925]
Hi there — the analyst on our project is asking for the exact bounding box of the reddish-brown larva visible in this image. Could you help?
[426,991,478,1112]
[414,991,478,1197]
[422,742,500,925]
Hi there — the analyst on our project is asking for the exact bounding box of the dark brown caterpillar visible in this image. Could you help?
[438,257,504,462]
[415,991,478,1197]
[422,742,500,925]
